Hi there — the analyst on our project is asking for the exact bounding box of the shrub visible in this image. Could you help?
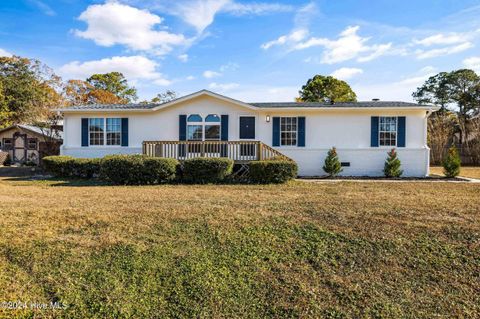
[182,157,234,184]
[72,158,102,178]
[43,156,101,178]
[443,146,461,178]
[323,147,343,177]
[100,154,178,185]
[383,148,403,178]
[249,160,298,183]
[42,155,75,177]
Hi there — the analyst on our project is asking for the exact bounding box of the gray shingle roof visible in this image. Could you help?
[249,101,426,108]
[68,103,160,110]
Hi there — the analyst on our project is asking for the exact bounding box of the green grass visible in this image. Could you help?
[0,178,479,318]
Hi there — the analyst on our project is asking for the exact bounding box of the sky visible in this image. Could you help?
[1,0,480,102]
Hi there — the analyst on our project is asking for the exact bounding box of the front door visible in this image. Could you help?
[240,117,255,140]
[12,133,27,163]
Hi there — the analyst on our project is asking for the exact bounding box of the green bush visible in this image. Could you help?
[249,160,298,183]
[182,157,234,183]
[42,155,75,177]
[384,148,403,178]
[323,147,343,177]
[43,156,101,178]
[100,154,179,185]
[443,146,461,178]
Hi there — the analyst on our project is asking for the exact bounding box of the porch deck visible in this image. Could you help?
[142,141,292,163]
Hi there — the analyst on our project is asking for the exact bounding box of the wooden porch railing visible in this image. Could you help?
[142,140,292,163]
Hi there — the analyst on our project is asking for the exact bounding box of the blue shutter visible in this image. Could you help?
[121,118,128,147]
[179,115,187,140]
[371,116,379,147]
[272,117,280,147]
[221,115,229,141]
[81,118,89,147]
[179,115,187,157]
[220,115,228,157]
[397,116,406,147]
[297,117,305,147]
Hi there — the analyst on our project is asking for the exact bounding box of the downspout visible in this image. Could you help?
[424,109,434,176]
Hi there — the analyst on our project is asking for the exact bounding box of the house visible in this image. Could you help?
[0,124,63,164]
[56,90,439,177]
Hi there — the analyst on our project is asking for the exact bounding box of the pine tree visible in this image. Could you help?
[384,148,403,177]
[323,147,343,177]
[443,146,461,178]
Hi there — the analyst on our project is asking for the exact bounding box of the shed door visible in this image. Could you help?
[13,133,27,163]
[239,117,255,140]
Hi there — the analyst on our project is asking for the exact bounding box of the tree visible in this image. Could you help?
[443,146,461,178]
[384,148,403,178]
[298,75,357,103]
[86,72,137,103]
[64,79,124,106]
[0,56,64,127]
[413,72,451,111]
[323,147,343,177]
[151,90,177,104]
[427,112,457,164]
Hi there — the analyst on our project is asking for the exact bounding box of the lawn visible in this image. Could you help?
[430,166,480,179]
[0,178,479,318]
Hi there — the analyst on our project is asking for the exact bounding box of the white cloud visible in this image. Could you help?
[178,54,189,62]
[59,55,171,85]
[294,26,393,64]
[203,70,222,78]
[463,56,480,72]
[261,29,308,50]
[74,2,188,55]
[415,42,473,59]
[219,62,239,72]
[330,67,363,80]
[413,32,474,46]
[208,82,239,91]
[0,48,12,57]
[162,0,292,33]
[28,0,56,16]
[186,75,196,80]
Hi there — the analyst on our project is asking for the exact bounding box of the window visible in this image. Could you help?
[89,118,121,146]
[205,114,220,140]
[89,118,104,145]
[2,138,12,150]
[27,138,37,150]
[186,114,221,141]
[379,116,397,146]
[106,118,121,145]
[280,117,297,146]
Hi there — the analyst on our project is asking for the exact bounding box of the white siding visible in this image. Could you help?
[61,95,431,176]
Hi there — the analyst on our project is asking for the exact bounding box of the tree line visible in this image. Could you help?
[0,55,176,128]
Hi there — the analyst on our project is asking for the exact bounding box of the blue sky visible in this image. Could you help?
[1,0,480,102]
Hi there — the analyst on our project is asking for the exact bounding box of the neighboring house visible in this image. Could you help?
[56,90,439,177]
[0,124,63,164]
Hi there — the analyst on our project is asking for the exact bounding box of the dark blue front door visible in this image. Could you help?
[239,117,255,139]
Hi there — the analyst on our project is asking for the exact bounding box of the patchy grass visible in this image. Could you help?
[430,166,480,179]
[0,178,479,318]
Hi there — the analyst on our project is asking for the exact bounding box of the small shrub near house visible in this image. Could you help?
[100,154,179,185]
[384,148,403,178]
[182,157,234,184]
[443,146,461,178]
[43,156,101,178]
[323,147,343,177]
[249,160,298,183]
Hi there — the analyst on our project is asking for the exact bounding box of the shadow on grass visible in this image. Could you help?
[2,176,111,187]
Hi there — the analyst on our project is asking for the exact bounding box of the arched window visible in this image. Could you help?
[205,114,220,122]
[187,114,202,122]
[186,114,221,141]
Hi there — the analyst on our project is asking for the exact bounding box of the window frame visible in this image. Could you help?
[279,116,298,147]
[27,138,38,150]
[88,118,122,147]
[238,115,256,140]
[2,138,13,151]
[186,114,221,141]
[378,116,398,147]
